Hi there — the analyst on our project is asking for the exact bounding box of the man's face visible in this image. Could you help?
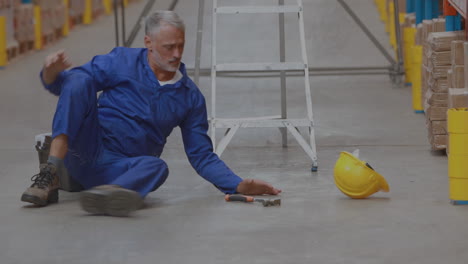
[145,23,185,72]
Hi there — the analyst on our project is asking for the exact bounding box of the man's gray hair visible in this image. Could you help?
[145,11,185,36]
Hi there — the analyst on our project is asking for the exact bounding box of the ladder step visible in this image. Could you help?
[215,5,302,14]
[212,118,312,128]
[215,62,306,72]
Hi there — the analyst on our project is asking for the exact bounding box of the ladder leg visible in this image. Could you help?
[309,127,318,170]
[210,0,218,149]
[297,0,313,123]
[297,0,318,170]
[285,123,317,164]
[279,0,287,147]
[194,0,205,86]
[216,125,240,156]
[210,119,216,148]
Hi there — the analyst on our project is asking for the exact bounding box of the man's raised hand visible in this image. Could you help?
[42,50,72,85]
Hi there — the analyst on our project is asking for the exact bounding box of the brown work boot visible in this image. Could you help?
[21,163,60,206]
[80,185,143,217]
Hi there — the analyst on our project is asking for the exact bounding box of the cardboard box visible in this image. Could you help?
[430,134,447,150]
[429,90,448,101]
[385,0,406,15]
[448,88,468,108]
[427,51,451,66]
[451,40,465,65]
[428,31,465,51]
[14,4,34,42]
[416,23,423,45]
[427,106,448,121]
[429,120,448,135]
[422,20,434,44]
[70,0,85,17]
[53,3,65,30]
[452,65,465,88]
[429,64,451,79]
[422,65,431,106]
[398,0,406,10]
[428,77,448,93]
[92,0,103,12]
[432,18,446,33]
[425,87,448,108]
[404,13,416,26]
[447,69,453,89]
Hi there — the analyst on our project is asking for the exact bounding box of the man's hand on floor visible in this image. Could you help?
[236,179,282,195]
[42,50,72,85]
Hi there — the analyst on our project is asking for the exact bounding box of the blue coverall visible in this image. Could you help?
[42,47,243,197]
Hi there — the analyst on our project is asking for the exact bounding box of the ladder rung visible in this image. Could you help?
[215,5,302,14]
[215,62,306,72]
[211,118,312,128]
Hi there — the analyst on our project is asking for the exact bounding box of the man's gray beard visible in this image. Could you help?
[158,61,179,72]
[166,64,179,72]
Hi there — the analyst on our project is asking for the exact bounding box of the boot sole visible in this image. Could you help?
[80,188,142,217]
[21,189,58,206]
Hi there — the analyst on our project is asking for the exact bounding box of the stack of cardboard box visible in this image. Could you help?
[92,0,103,14]
[424,30,465,150]
[0,0,22,60]
[421,19,446,109]
[33,0,66,45]
[70,0,84,22]
[448,41,468,109]
[14,4,34,48]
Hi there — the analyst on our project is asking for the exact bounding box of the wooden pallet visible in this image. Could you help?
[6,44,19,62]
[42,32,56,48]
[19,40,34,54]
[92,9,104,20]
[54,28,63,40]
[70,15,83,28]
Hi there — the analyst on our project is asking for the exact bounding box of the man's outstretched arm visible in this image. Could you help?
[40,48,121,95]
[180,91,281,195]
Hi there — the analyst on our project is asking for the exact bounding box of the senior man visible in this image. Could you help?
[21,11,281,216]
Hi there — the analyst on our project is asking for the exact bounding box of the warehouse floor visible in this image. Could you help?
[1,0,466,263]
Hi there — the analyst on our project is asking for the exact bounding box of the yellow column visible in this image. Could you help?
[397,13,405,52]
[0,16,7,67]
[34,6,42,50]
[403,26,416,84]
[388,1,396,49]
[103,0,112,15]
[376,0,384,21]
[380,0,388,23]
[448,108,468,203]
[83,0,93,25]
[411,45,423,112]
[403,27,410,83]
[384,0,389,33]
[62,0,70,36]
[124,0,128,7]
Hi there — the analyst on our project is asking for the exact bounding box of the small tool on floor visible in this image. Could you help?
[225,194,281,207]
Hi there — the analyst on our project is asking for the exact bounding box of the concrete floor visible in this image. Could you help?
[1,0,466,263]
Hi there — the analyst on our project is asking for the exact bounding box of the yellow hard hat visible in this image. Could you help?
[334,151,389,199]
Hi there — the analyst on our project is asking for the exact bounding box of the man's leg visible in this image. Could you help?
[22,73,101,206]
[80,156,169,216]
[49,134,68,159]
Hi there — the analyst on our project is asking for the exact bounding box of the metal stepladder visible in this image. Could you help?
[210,0,318,171]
